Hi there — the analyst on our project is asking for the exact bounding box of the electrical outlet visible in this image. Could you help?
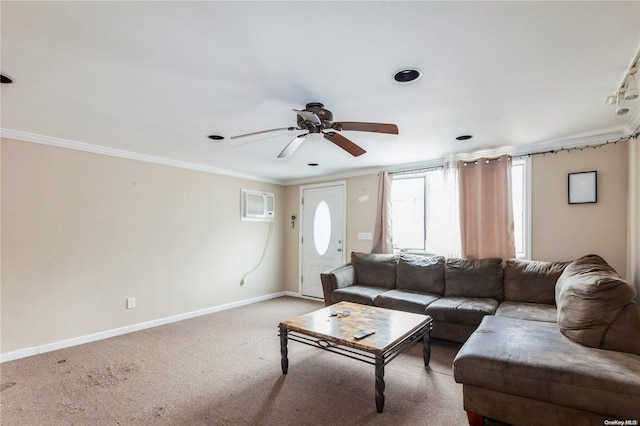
[240,278,246,288]
[127,297,136,309]
[358,232,373,240]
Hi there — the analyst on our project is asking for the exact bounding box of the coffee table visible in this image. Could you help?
[278,301,433,413]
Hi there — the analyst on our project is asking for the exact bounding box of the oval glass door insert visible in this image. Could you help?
[313,200,331,256]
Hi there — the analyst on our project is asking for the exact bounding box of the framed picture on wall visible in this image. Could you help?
[568,171,597,204]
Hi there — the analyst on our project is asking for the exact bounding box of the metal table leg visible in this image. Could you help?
[423,329,431,366]
[279,326,288,374]
[375,355,385,413]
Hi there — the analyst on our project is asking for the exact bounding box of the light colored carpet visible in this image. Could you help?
[0,296,467,425]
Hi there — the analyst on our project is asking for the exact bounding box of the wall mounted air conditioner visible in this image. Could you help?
[241,189,275,222]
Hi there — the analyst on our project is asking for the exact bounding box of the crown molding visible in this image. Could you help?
[3,128,631,188]
[0,128,283,185]
[284,131,627,186]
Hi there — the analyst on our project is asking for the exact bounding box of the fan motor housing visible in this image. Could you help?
[297,102,333,130]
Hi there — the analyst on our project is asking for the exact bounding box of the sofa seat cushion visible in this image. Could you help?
[373,289,440,314]
[351,252,399,289]
[331,285,389,306]
[454,316,640,419]
[495,301,557,323]
[426,297,499,327]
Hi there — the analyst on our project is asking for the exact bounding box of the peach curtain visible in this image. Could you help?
[372,171,393,253]
[458,155,515,260]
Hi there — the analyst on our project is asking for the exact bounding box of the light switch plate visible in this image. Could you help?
[357,232,373,240]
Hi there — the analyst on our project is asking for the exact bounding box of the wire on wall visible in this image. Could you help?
[513,132,639,159]
[392,132,639,177]
[240,220,274,288]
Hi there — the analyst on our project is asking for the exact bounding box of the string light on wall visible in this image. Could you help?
[607,49,639,116]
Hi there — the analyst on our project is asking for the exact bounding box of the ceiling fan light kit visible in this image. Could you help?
[625,73,638,100]
[616,93,629,116]
[231,102,398,158]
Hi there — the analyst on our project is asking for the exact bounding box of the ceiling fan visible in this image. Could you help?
[230,102,399,158]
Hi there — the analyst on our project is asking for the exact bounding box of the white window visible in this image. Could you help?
[391,176,425,251]
[511,158,531,259]
[392,159,530,259]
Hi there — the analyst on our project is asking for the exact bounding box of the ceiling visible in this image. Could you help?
[2,1,639,185]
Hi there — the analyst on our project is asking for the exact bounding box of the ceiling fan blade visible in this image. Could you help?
[231,127,296,140]
[293,109,322,126]
[333,122,399,134]
[278,133,309,158]
[323,131,366,157]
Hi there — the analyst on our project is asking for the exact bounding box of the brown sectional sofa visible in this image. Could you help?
[320,252,566,343]
[321,252,640,424]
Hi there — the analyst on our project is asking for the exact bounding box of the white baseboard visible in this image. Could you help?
[1,291,306,363]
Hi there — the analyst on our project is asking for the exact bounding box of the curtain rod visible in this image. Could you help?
[391,132,639,176]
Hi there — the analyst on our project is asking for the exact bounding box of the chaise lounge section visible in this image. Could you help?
[453,254,640,425]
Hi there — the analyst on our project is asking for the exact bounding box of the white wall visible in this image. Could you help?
[628,138,640,301]
[1,138,285,355]
[531,142,628,276]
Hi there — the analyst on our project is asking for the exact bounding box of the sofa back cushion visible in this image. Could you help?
[444,258,504,300]
[504,258,570,305]
[555,254,640,354]
[396,255,445,295]
[351,252,398,289]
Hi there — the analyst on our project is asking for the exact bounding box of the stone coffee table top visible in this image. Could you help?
[279,301,431,354]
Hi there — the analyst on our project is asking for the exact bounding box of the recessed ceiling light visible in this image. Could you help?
[307,163,319,167]
[393,68,422,83]
[207,135,224,140]
[456,135,473,141]
[1,74,14,84]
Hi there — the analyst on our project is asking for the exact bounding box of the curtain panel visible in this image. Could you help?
[439,161,462,258]
[372,171,393,254]
[458,155,516,260]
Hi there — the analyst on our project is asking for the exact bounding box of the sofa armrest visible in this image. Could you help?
[320,263,355,306]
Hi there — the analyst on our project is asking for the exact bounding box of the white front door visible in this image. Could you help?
[300,182,346,298]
